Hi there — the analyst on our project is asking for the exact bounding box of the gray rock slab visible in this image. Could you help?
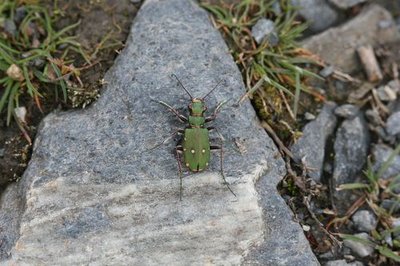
[291,102,337,182]
[302,4,400,73]
[0,183,24,259]
[0,0,318,265]
[291,0,338,32]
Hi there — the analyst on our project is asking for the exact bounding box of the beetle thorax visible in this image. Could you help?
[188,98,206,127]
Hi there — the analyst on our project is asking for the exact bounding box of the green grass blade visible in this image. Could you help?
[293,71,300,118]
[6,81,19,125]
[377,246,400,262]
[49,61,67,101]
[0,79,13,113]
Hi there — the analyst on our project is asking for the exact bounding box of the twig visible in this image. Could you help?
[285,156,307,192]
[304,195,342,248]
[357,45,383,82]
[261,121,294,159]
[278,88,296,122]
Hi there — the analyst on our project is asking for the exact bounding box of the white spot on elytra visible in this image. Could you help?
[191,149,195,154]
[185,163,189,167]
[202,149,206,153]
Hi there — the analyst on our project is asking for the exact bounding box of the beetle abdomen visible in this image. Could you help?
[182,128,210,172]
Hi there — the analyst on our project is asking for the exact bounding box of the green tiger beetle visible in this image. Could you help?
[153,74,236,200]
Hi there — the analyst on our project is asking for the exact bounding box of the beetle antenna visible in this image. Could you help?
[202,79,224,100]
[171,74,193,99]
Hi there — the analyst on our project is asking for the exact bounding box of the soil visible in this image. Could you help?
[0,0,140,191]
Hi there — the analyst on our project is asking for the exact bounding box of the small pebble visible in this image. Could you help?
[374,126,394,143]
[4,19,17,36]
[329,0,366,9]
[33,58,45,68]
[14,107,27,124]
[325,259,349,266]
[325,259,363,266]
[343,232,374,258]
[319,65,334,77]
[365,109,383,126]
[377,85,397,102]
[0,148,4,157]
[384,233,393,247]
[334,104,359,119]
[391,218,400,238]
[15,6,27,24]
[351,210,377,232]
[271,0,282,15]
[302,224,311,231]
[251,18,279,46]
[379,19,393,29]
[386,111,400,136]
[373,144,400,180]
[323,162,333,174]
[304,112,316,120]
[381,200,400,213]
[319,251,334,260]
[387,79,400,92]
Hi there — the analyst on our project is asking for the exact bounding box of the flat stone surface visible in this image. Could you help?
[302,4,400,73]
[291,102,337,182]
[291,0,338,32]
[0,0,318,265]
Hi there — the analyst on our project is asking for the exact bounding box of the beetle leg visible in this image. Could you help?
[175,145,184,200]
[150,129,184,150]
[210,144,236,197]
[152,99,188,123]
[205,100,227,123]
